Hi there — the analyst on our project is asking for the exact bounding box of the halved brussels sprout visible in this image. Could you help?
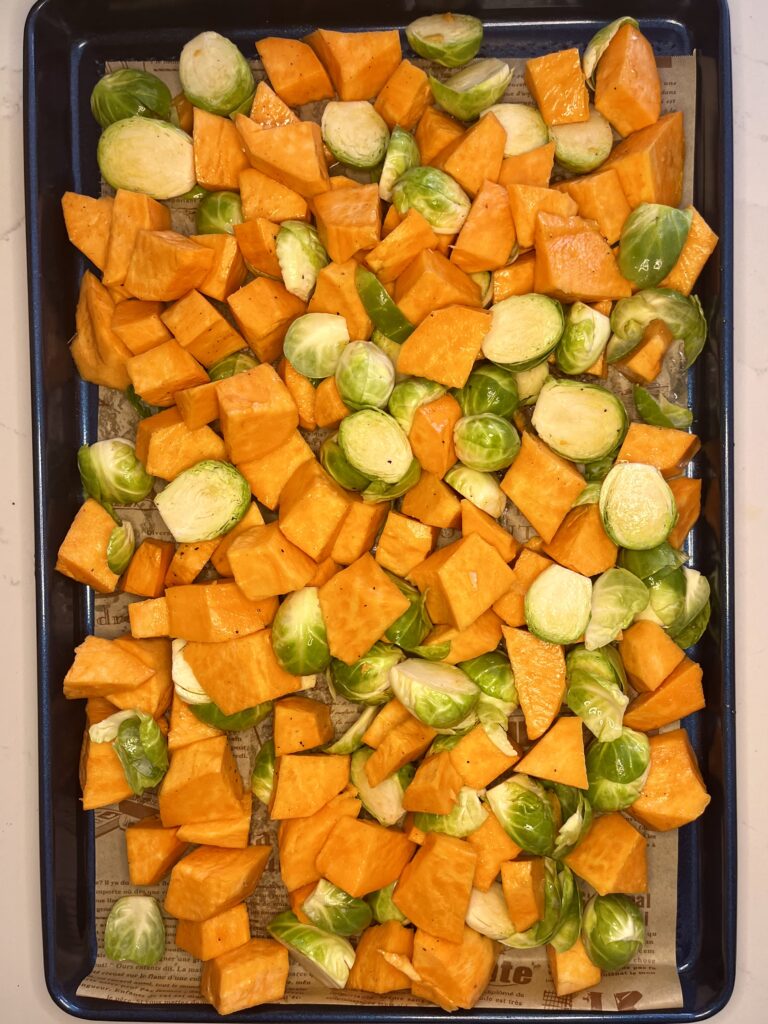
[384,576,432,651]
[191,699,272,731]
[392,166,471,235]
[267,911,355,989]
[107,521,135,575]
[91,69,172,129]
[454,363,520,418]
[361,458,421,504]
[453,414,521,472]
[459,651,518,705]
[355,266,415,343]
[549,863,583,952]
[429,59,513,122]
[180,31,255,116]
[366,882,409,924]
[338,409,413,484]
[104,895,165,966]
[532,378,628,463]
[302,879,373,937]
[566,646,629,743]
[371,329,407,382]
[322,101,390,169]
[582,894,645,971]
[208,351,259,381]
[390,659,479,730]
[97,117,195,199]
[91,709,168,795]
[195,190,243,235]
[618,204,693,288]
[549,784,593,860]
[484,103,549,157]
[525,564,593,645]
[572,482,601,508]
[586,726,651,812]
[408,639,453,662]
[618,541,688,587]
[482,293,565,370]
[584,455,615,483]
[633,385,693,429]
[599,463,677,550]
[610,288,708,369]
[389,378,447,433]
[277,221,329,302]
[324,706,378,755]
[555,301,612,375]
[379,127,420,202]
[502,858,563,948]
[428,731,467,755]
[154,460,250,542]
[465,883,515,942]
[335,342,396,411]
[284,313,350,379]
[470,270,494,307]
[584,568,650,651]
[79,438,153,507]
[667,567,711,644]
[550,106,613,173]
[350,747,411,826]
[444,464,507,519]
[414,786,488,838]
[319,435,371,492]
[641,566,687,627]
[271,588,330,675]
[330,643,403,705]
[250,738,275,804]
[672,599,710,649]
[582,17,640,87]
[171,638,209,705]
[125,384,162,420]
[406,13,484,68]
[486,775,557,856]
[514,362,551,407]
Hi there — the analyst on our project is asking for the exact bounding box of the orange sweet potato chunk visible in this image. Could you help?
[547,937,602,996]
[503,626,565,740]
[278,459,351,561]
[564,813,647,895]
[501,858,546,932]
[330,499,388,566]
[61,192,113,271]
[217,364,298,463]
[559,168,632,245]
[424,609,503,665]
[398,306,491,389]
[615,318,674,384]
[176,903,251,961]
[64,635,154,699]
[461,501,519,563]
[408,394,461,479]
[167,691,221,752]
[374,59,432,130]
[507,184,578,251]
[206,504,264,578]
[80,732,134,810]
[55,499,120,594]
[498,142,556,189]
[534,212,633,302]
[239,167,310,223]
[376,511,438,578]
[200,938,288,1015]
[112,299,171,356]
[256,36,334,106]
[273,696,334,756]
[501,433,586,543]
[107,636,172,718]
[129,596,171,639]
[493,549,553,627]
[278,358,318,431]
[394,249,481,325]
[619,620,686,693]
[449,723,520,789]
[314,376,350,429]
[175,793,253,849]
[192,233,247,302]
[595,23,661,137]
[411,926,498,1012]
[124,230,213,302]
[364,715,437,787]
[629,728,710,831]
[308,259,373,339]
[164,540,220,587]
[270,754,350,819]
[249,80,300,128]
[237,431,314,511]
[317,817,416,897]
[73,271,132,389]
[305,28,401,101]
[121,539,175,598]
[524,48,589,126]
[127,339,209,407]
[433,113,506,199]
[668,477,702,548]
[515,716,587,788]
[451,181,516,273]
[158,735,245,827]
[347,922,414,994]
[543,503,618,577]
[165,581,276,643]
[415,106,465,165]
[229,276,307,362]
[617,422,700,478]
[603,111,685,209]
[492,253,537,302]
[468,813,521,891]
[135,407,225,479]
[402,752,463,815]
[394,833,477,942]
[103,189,171,289]
[236,117,330,198]
[313,184,381,264]
[278,788,362,891]
[623,656,705,731]
[365,210,438,284]
[659,207,718,295]
[233,217,281,278]
[228,523,317,600]
[165,845,271,921]
[193,107,249,191]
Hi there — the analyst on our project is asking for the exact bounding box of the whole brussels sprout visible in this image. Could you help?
[444,464,507,519]
[195,190,243,235]
[267,910,355,989]
[584,568,650,651]
[208,351,258,381]
[599,463,678,550]
[355,267,415,343]
[556,301,612,376]
[484,103,549,157]
[97,117,195,200]
[338,409,413,484]
[486,775,557,856]
[392,166,471,235]
[406,13,484,68]
[155,461,250,542]
[277,221,329,302]
[78,438,153,508]
[582,894,645,971]
[192,699,272,731]
[550,107,613,174]
[610,288,707,369]
[335,342,396,411]
[582,17,640,86]
[453,413,521,472]
[384,576,432,651]
[91,69,172,129]
[379,127,420,202]
[284,313,350,379]
[302,879,373,937]
[106,520,135,575]
[179,31,255,116]
[104,895,165,966]
[321,101,389,169]
[459,651,518,705]
[454,363,519,418]
[250,738,275,805]
[388,377,447,433]
[618,204,693,288]
[271,588,330,675]
[566,645,629,743]
[633,385,693,430]
[414,787,488,838]
[319,435,371,492]
[390,658,479,730]
[429,59,513,122]
[330,642,403,705]
[350,747,412,826]
[586,726,651,812]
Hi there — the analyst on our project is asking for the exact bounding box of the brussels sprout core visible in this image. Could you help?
[525,564,593,645]
[531,378,628,464]
[550,107,613,173]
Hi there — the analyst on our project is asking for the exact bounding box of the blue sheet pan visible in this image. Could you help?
[23,0,735,1019]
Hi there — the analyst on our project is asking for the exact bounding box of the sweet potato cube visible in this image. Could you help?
[107,636,172,718]
[373,59,431,130]
[55,499,120,594]
[415,107,465,165]
[274,696,334,756]
[348,921,414,994]
[193,107,249,191]
[411,926,497,1012]
[256,36,334,106]
[77,271,132,387]
[278,788,361,891]
[167,691,221,752]
[394,249,481,325]
[365,715,437,789]
[237,431,314,511]
[200,937,288,1015]
[547,937,602,997]
[124,230,213,301]
[249,80,299,128]
[629,728,710,831]
[308,259,373,339]
[308,558,340,587]
[468,813,521,890]
[183,629,303,714]
[313,184,381,264]
[624,656,705,731]
[318,554,410,664]
[314,376,350,429]
[135,407,225,479]
[236,117,330,198]
[515,716,587,788]
[403,814,427,845]
[102,189,171,288]
[559,168,631,245]
[164,540,220,587]
[543,503,617,577]
[165,581,276,642]
[524,48,589,126]
[450,722,519,789]
[506,184,578,251]
[433,113,506,198]
[217,364,298,463]
[401,471,462,530]
[498,142,556,189]
[501,858,546,932]
[127,340,209,407]
[161,289,245,368]
[534,212,633,302]
[228,523,317,600]
[80,733,134,809]
[603,111,685,209]
[364,211,438,285]
[233,218,281,278]
[176,793,253,849]
[316,816,416,897]
[209,503,264,577]
[279,459,352,561]
[165,844,271,921]
[461,501,519,563]
[564,812,647,894]
[278,358,317,431]
[61,192,113,271]
[501,432,586,543]
[668,477,702,548]
[64,635,154,699]
[125,817,188,886]
[376,511,437,578]
[361,700,412,749]
[408,394,462,479]
[424,608,503,665]
[129,596,170,639]
[192,233,247,302]
[111,299,171,356]
[451,181,516,273]
[617,421,700,478]
[503,626,566,740]
[331,499,388,566]
[398,306,490,389]
[615,318,674,384]
[305,28,401,101]
[402,752,462,815]
[595,23,661,137]
[394,833,476,942]
[239,167,310,224]
[176,903,250,961]
[493,253,537,302]
[619,620,685,693]
[227,276,306,362]
[493,549,553,627]
[158,735,245,827]
[121,539,175,598]
[660,206,718,295]
[270,753,350,819]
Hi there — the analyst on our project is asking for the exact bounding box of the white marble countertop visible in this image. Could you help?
[0,1,764,1020]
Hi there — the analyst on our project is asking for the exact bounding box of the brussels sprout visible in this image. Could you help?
[350,747,411,826]
[371,330,407,381]
[390,658,479,729]
[633,385,693,430]
[389,378,447,433]
[322,101,390,169]
[408,640,453,662]
[486,775,557,856]
[502,858,563,948]
[97,117,195,200]
[392,166,471,235]
[470,270,495,308]
[406,13,484,68]
[443,464,507,519]
[91,709,168,795]
[549,864,583,952]
[550,107,613,173]
[429,59,513,122]
[482,294,565,370]
[91,69,172,129]
[642,566,687,627]
[586,726,651,812]
[585,455,615,483]
[335,342,396,411]
[361,458,421,504]
[555,302,612,375]
[672,599,711,649]
[459,651,518,705]
[355,267,415,342]
[171,638,209,705]
[454,364,519,418]
[250,738,275,804]
[208,350,259,381]
[155,460,250,542]
[191,699,272,731]
[525,564,593,645]
[384,576,432,651]
[319,435,372,492]
[582,17,640,86]
[453,414,521,472]
[667,567,711,643]
[324,706,378,755]
[584,568,650,651]
[427,731,467,755]
[465,883,516,942]
[330,643,403,705]
[367,882,409,924]
[599,463,677,550]
[78,438,153,508]
[414,786,488,838]
[610,288,708,369]
[179,31,255,116]
[283,313,350,379]
[550,784,593,860]
[125,384,162,420]
[514,362,552,407]
[484,103,549,157]
[302,879,373,937]
[195,190,243,235]
[619,204,693,288]
[267,910,355,989]
[276,221,329,302]
[338,409,413,484]
[618,541,688,587]
[572,482,602,508]
[104,896,165,966]
[107,521,135,575]
[532,378,628,464]
[566,649,629,743]
[582,894,645,971]
[379,127,421,202]
[271,588,330,676]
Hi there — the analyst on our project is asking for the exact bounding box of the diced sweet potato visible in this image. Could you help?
[364,715,437,787]
[239,170,308,226]
[111,299,171,356]
[501,858,546,932]
[623,656,705,731]
[162,289,245,368]
[158,735,245,827]
[615,318,674,384]
[558,168,631,245]
[375,511,437,578]
[233,217,281,278]
[278,459,351,561]
[514,716,587,788]
[209,503,265,578]
[468,813,521,891]
[314,376,350,429]
[424,609,503,665]
[534,212,633,302]
[176,903,250,961]
[76,271,132,387]
[274,696,334,756]
[402,752,463,815]
[394,249,481,324]
[394,833,476,943]
[124,230,213,301]
[313,184,381,264]
[200,937,288,1015]
[629,728,710,830]
[270,753,350,819]
[249,80,299,128]
[493,549,553,627]
[164,540,220,587]
[134,407,225,479]
[165,844,271,921]
[659,206,718,295]
[668,477,702,548]
[397,305,490,389]
[411,926,498,1012]
[256,36,334,106]
[80,732,134,810]
[102,189,171,288]
[501,432,586,543]
[167,691,221,752]
[543,503,617,577]
[227,276,306,362]
[228,523,317,600]
[175,793,253,849]
[449,723,519,789]
[595,23,661,137]
[407,394,462,479]
[603,111,685,209]
[347,921,414,994]
[64,634,153,699]
[192,233,247,302]
[506,185,578,251]
[237,431,314,511]
[55,499,120,594]
[401,471,462,530]
[308,558,340,586]
[374,59,432,130]
[193,107,249,191]
[564,812,647,894]
[492,255,536,305]
[305,28,401,101]
[619,620,686,693]
[107,636,171,718]
[502,626,565,740]
[498,142,556,189]
[415,107,465,166]
[365,210,438,285]
[121,539,175,598]
[433,113,506,198]
[278,788,362,891]
[61,192,114,271]
[217,364,298,463]
[330,499,388,566]
[524,48,589,126]
[460,501,519,563]
[236,117,330,198]
[547,937,601,997]
[416,534,515,631]
[127,339,209,407]
[278,358,317,431]
[617,421,700,477]
[316,816,416,897]
[129,596,170,639]
[451,181,516,273]
[308,259,373,338]
[165,581,276,642]
[362,700,411,749]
